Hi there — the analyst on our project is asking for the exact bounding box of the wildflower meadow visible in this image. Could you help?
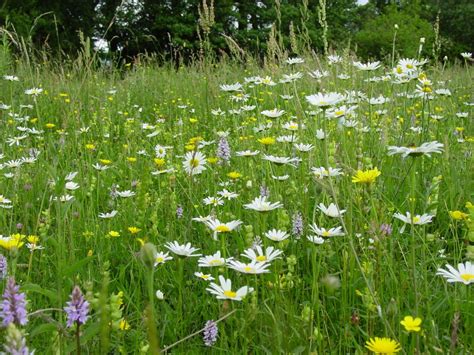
[0,43,473,353]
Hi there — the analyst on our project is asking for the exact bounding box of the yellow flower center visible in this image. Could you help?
[209,259,222,265]
[256,255,267,262]
[190,158,200,168]
[244,266,254,273]
[156,257,164,263]
[322,231,330,237]
[461,273,474,282]
[413,216,420,223]
[223,290,237,298]
[215,225,231,232]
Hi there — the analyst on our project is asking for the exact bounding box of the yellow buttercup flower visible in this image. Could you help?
[128,227,141,234]
[352,168,381,184]
[449,210,468,220]
[227,171,242,179]
[108,231,120,238]
[400,316,422,332]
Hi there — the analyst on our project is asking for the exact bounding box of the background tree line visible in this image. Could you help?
[0,0,472,62]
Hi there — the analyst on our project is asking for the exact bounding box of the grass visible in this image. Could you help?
[0,49,473,354]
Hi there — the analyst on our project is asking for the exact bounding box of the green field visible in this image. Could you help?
[0,51,473,353]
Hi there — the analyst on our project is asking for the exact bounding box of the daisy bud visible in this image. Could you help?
[140,243,158,270]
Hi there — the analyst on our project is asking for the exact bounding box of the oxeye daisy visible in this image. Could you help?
[241,246,283,263]
[227,260,270,274]
[198,251,229,267]
[393,212,433,225]
[206,275,253,301]
[261,109,285,118]
[436,261,474,285]
[318,203,346,218]
[311,167,343,179]
[387,141,444,158]
[305,92,344,108]
[203,196,224,207]
[309,224,345,237]
[154,251,172,266]
[244,196,283,212]
[183,151,207,176]
[204,219,243,240]
[164,241,201,257]
[264,229,289,241]
[194,272,214,281]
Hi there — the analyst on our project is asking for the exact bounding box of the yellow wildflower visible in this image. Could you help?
[352,168,381,184]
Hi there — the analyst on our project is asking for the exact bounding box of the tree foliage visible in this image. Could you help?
[0,0,471,60]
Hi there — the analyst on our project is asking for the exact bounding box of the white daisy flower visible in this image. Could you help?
[217,189,239,200]
[204,219,243,240]
[164,241,201,257]
[220,83,243,92]
[353,61,381,71]
[65,182,80,190]
[203,196,224,206]
[261,109,285,118]
[99,210,118,219]
[393,212,433,225]
[198,251,229,267]
[194,272,215,281]
[436,261,473,285]
[116,190,136,198]
[318,203,346,218]
[307,235,325,245]
[182,151,207,176]
[309,224,345,237]
[154,251,173,266]
[262,154,301,167]
[306,92,344,108]
[264,229,289,241]
[286,57,304,65]
[236,150,260,157]
[311,167,343,179]
[227,260,270,274]
[294,143,314,152]
[206,275,254,301]
[387,141,444,158]
[244,196,283,212]
[241,246,283,263]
